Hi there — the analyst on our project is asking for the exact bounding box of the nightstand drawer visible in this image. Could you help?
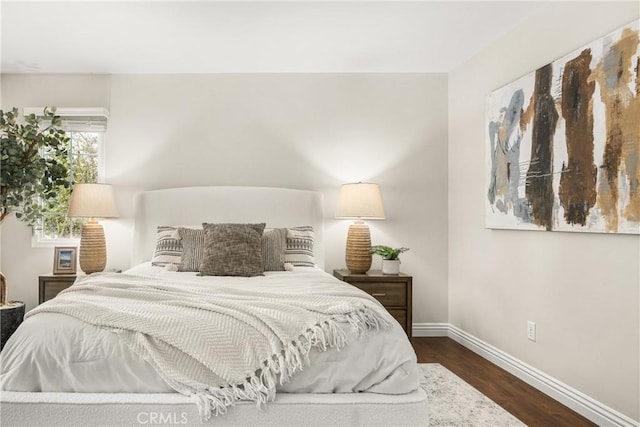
[387,309,407,330]
[43,282,72,302]
[39,274,77,304]
[350,282,406,307]
[333,269,412,338]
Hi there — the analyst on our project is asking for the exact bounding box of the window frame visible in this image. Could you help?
[24,107,109,248]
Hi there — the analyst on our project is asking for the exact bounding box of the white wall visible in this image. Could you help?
[0,73,449,328]
[448,2,639,421]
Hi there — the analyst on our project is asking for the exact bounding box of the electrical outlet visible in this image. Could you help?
[527,321,536,341]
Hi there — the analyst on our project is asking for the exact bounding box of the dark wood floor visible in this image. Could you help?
[411,337,597,427]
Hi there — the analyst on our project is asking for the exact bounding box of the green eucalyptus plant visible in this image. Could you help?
[370,245,410,260]
[1,107,70,225]
[1,107,69,306]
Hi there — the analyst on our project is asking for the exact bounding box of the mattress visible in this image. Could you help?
[1,388,428,426]
[1,265,420,421]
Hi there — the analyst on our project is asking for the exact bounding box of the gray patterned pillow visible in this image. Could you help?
[262,228,287,271]
[284,226,315,267]
[178,228,205,272]
[151,226,182,267]
[199,223,266,277]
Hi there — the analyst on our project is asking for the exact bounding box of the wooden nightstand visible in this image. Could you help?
[39,274,77,304]
[334,269,412,338]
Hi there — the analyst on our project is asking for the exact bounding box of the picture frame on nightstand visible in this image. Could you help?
[53,246,77,275]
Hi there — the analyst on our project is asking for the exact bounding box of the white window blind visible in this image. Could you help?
[23,107,109,133]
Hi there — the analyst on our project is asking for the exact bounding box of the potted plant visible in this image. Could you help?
[0,107,70,306]
[370,245,409,275]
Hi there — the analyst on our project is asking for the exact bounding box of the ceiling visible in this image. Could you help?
[1,1,551,74]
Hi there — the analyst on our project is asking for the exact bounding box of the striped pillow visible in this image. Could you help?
[178,227,206,272]
[151,226,182,267]
[262,228,287,271]
[284,226,315,267]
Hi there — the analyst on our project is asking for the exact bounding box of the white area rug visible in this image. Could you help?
[420,363,526,427]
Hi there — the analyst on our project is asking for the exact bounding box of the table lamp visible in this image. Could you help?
[336,182,386,274]
[68,183,119,274]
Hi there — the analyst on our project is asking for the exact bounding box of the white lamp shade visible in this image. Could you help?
[336,182,386,219]
[68,183,119,218]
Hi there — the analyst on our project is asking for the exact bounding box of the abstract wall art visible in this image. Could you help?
[486,20,640,234]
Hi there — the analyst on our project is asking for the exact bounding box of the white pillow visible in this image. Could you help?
[150,226,182,267]
[284,226,315,267]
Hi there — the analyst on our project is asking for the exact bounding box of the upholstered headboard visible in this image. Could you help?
[131,186,325,269]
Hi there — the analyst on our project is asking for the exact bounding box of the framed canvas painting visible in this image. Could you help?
[486,20,639,234]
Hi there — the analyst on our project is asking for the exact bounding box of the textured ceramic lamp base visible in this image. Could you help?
[345,220,372,274]
[79,220,107,274]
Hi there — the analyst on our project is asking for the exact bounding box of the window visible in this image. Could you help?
[24,107,109,245]
[36,131,103,242]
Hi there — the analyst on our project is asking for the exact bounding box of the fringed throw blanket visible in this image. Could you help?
[26,273,390,419]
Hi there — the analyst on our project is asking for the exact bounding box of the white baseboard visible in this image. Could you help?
[411,323,449,337]
[412,323,639,427]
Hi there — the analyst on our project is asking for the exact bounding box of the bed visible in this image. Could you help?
[0,186,428,426]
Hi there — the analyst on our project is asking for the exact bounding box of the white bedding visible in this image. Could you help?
[1,266,418,399]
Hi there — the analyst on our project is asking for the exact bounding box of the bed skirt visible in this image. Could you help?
[1,389,428,426]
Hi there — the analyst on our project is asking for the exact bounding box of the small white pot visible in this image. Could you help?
[382,259,400,275]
